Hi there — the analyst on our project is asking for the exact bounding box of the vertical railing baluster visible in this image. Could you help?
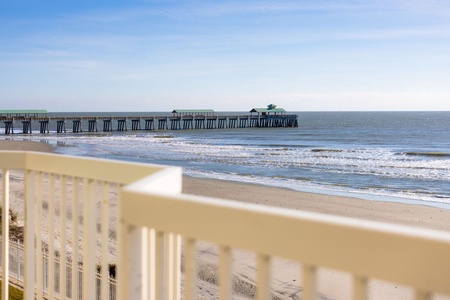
[353,275,368,300]
[302,264,317,300]
[36,172,44,299]
[148,228,155,300]
[60,175,67,299]
[155,230,165,300]
[218,245,232,300]
[256,254,271,300]
[172,234,181,300]
[165,233,179,300]
[415,289,432,300]
[1,168,10,300]
[183,237,197,300]
[101,182,110,300]
[48,173,55,299]
[118,203,130,300]
[24,170,36,300]
[165,233,173,300]
[72,177,80,300]
[83,178,97,300]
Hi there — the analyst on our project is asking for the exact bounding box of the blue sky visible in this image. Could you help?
[1,0,450,112]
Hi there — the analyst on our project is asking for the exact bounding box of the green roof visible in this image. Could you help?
[250,108,286,113]
[172,109,215,114]
[0,110,48,116]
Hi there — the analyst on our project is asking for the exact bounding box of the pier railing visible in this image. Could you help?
[2,151,450,300]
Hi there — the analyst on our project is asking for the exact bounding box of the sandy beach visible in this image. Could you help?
[183,176,450,232]
[0,140,55,153]
[2,139,450,299]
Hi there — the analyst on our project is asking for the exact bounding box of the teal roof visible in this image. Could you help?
[0,110,48,116]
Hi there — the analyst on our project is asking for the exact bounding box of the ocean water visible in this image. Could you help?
[2,111,450,208]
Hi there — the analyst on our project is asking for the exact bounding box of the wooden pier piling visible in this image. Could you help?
[239,116,248,128]
[131,119,141,130]
[170,118,181,130]
[117,119,127,131]
[206,116,217,129]
[56,120,66,133]
[4,120,13,134]
[87,119,98,132]
[157,117,168,130]
[39,120,49,133]
[72,119,82,132]
[22,120,32,134]
[182,117,193,129]
[103,119,112,132]
[228,117,237,128]
[194,116,205,129]
[144,118,154,130]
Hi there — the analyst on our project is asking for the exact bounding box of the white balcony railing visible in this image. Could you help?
[2,151,450,300]
[1,151,176,300]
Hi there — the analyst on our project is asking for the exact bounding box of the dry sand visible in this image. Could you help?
[0,139,54,153]
[183,176,450,232]
[2,139,450,299]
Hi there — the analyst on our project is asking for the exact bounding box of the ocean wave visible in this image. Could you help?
[311,148,345,153]
[400,151,450,158]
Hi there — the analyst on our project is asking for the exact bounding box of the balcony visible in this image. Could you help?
[1,151,450,300]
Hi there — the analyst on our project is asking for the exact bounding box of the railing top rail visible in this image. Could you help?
[121,188,450,295]
[0,151,177,185]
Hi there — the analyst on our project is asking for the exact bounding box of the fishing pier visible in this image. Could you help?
[0,107,298,134]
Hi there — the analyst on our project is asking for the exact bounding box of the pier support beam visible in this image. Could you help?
[39,120,49,133]
[170,118,181,130]
[117,119,127,131]
[206,117,217,129]
[194,118,205,129]
[157,118,168,130]
[228,117,237,128]
[131,119,141,130]
[88,119,98,132]
[22,120,32,134]
[103,119,112,132]
[72,120,82,133]
[144,118,154,130]
[249,117,259,128]
[239,117,248,128]
[217,117,227,129]
[56,120,66,133]
[4,120,14,134]
[182,118,193,129]
[259,117,267,127]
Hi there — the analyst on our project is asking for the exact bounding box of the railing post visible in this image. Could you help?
[83,178,98,300]
[1,169,10,300]
[24,169,36,300]
[302,264,317,300]
[119,224,147,300]
[353,275,368,300]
